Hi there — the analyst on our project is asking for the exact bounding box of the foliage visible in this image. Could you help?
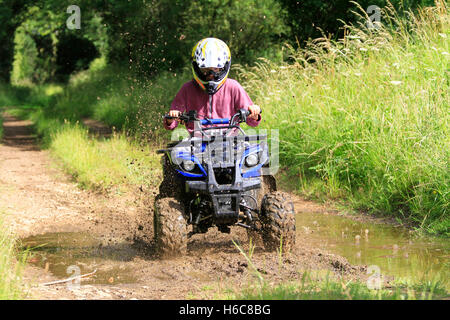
[0,1,15,81]
[180,0,290,63]
[279,0,437,45]
[237,1,449,235]
[7,1,108,84]
[10,26,38,85]
[100,0,290,76]
[10,5,63,84]
[2,0,440,82]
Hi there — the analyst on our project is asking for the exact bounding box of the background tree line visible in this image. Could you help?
[0,0,434,84]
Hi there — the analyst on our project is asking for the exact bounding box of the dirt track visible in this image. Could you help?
[0,111,368,300]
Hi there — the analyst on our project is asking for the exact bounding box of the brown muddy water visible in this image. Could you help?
[21,232,139,285]
[296,211,449,288]
[21,211,449,288]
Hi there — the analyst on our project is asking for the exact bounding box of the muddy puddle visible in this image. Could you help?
[19,210,449,290]
[296,211,449,288]
[20,232,139,285]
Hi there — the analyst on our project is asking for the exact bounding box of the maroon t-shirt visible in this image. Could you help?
[164,78,260,133]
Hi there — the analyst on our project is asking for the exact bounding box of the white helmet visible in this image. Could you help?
[191,38,231,95]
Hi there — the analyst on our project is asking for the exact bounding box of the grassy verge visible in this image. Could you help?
[237,1,449,236]
[230,275,448,300]
[49,123,162,192]
[223,242,449,300]
[0,214,26,299]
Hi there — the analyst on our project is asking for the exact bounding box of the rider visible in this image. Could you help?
[163,37,261,133]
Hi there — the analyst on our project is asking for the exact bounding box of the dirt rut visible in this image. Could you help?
[0,111,367,300]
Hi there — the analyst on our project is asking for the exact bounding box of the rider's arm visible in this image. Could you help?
[164,83,189,130]
[232,80,261,127]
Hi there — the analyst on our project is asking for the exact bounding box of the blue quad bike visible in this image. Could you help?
[154,109,295,255]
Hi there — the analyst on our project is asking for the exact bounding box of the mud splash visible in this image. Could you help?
[296,210,450,288]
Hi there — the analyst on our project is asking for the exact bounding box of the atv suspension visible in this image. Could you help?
[238,195,261,231]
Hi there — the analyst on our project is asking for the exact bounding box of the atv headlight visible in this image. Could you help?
[245,154,259,167]
[182,160,195,171]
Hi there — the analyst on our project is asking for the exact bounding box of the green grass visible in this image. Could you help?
[231,274,448,300]
[236,1,449,236]
[0,214,27,300]
[227,241,448,300]
[0,109,3,139]
[49,123,162,192]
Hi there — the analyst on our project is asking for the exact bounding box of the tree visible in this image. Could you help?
[278,0,437,46]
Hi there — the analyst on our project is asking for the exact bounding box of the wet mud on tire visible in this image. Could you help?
[260,191,296,253]
[154,197,188,256]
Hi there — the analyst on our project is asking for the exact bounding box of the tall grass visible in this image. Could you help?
[49,123,162,192]
[236,1,449,235]
[0,214,26,300]
[0,82,59,109]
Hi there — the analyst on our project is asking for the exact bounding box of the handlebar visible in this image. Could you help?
[164,108,260,126]
[200,118,230,125]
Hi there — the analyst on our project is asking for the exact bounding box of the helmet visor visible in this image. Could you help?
[199,67,224,81]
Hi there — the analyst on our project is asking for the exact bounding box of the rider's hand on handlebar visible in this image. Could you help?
[165,110,181,125]
[248,105,261,121]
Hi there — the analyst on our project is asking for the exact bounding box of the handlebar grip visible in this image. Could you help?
[201,118,230,125]
[240,109,250,116]
[164,115,177,119]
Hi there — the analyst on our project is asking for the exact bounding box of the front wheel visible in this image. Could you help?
[154,197,188,256]
[260,191,296,253]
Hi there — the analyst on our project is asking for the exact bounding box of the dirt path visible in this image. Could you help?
[0,111,368,300]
